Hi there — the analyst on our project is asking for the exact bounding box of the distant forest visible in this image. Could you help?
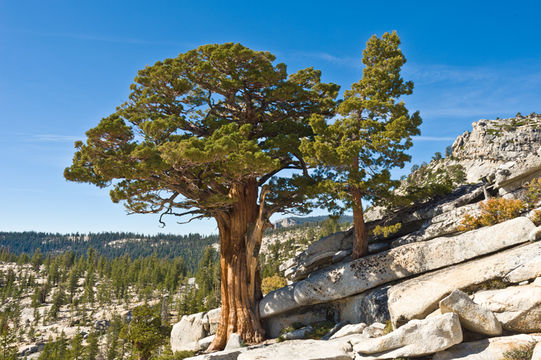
[0,215,348,274]
[0,231,218,272]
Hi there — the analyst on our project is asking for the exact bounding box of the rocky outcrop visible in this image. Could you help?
[262,284,390,338]
[450,114,541,183]
[433,334,541,360]
[282,184,485,282]
[472,280,541,333]
[261,217,535,318]
[439,289,501,336]
[495,152,541,196]
[353,313,462,359]
[388,240,541,328]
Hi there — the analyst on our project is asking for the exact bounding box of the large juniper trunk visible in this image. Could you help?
[208,180,266,351]
[351,186,368,259]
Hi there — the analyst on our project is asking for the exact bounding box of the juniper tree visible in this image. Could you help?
[65,42,338,349]
[301,31,421,258]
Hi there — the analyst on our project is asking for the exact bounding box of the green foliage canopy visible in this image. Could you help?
[65,43,339,222]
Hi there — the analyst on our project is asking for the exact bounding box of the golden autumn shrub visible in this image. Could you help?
[371,223,402,238]
[459,198,525,231]
[261,275,287,295]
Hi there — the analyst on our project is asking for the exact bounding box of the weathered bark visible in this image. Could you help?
[207,180,267,351]
[351,185,368,259]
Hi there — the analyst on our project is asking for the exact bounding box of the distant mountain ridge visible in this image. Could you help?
[0,231,218,272]
[272,215,353,229]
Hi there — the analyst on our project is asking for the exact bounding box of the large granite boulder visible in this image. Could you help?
[472,281,541,333]
[261,217,535,318]
[171,312,207,352]
[184,349,246,360]
[433,334,541,360]
[236,339,354,360]
[353,313,462,359]
[205,308,221,334]
[439,289,501,336]
[224,333,244,350]
[388,240,541,328]
[171,308,221,352]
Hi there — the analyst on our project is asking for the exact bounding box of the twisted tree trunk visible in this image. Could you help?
[207,180,267,351]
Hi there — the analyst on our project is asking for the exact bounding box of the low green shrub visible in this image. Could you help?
[501,341,536,360]
[306,321,335,340]
[383,320,394,335]
[463,278,509,294]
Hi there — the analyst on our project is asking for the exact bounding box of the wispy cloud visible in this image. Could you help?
[292,51,361,67]
[404,64,495,85]
[406,60,541,119]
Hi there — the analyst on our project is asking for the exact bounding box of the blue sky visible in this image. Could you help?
[1,0,540,235]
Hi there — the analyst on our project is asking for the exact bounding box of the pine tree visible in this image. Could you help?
[49,286,66,320]
[31,248,44,272]
[85,330,99,360]
[69,331,85,360]
[67,268,79,303]
[302,31,421,258]
[121,305,167,360]
[105,315,123,360]
[0,318,17,360]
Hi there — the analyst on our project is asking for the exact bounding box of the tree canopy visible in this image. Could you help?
[65,43,338,222]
